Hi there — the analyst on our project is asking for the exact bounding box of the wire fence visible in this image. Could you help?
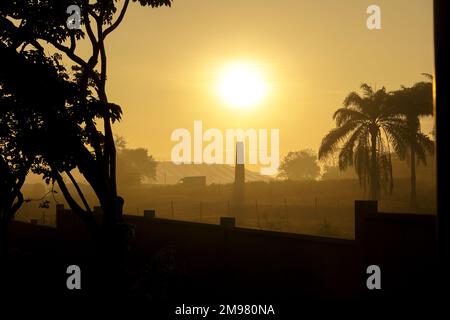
[15,196,434,240]
[127,198,356,238]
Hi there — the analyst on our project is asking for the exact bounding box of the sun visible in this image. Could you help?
[217,62,269,109]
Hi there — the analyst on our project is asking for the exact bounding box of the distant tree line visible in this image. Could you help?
[115,136,157,187]
[278,149,321,181]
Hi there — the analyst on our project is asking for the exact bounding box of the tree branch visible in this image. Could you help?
[46,39,88,69]
[85,117,103,161]
[83,1,98,44]
[29,39,44,53]
[65,170,93,214]
[69,33,76,52]
[51,165,97,228]
[103,0,130,39]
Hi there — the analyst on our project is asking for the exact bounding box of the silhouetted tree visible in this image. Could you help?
[0,1,172,241]
[278,149,320,180]
[116,137,157,187]
[319,84,409,200]
[0,43,86,238]
[390,75,434,208]
[0,92,31,239]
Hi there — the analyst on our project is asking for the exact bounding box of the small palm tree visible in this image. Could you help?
[390,76,434,209]
[319,84,408,200]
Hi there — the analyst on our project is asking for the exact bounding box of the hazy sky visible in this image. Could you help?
[74,0,434,169]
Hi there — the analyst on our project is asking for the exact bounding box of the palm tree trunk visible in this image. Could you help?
[410,146,418,209]
[370,131,379,200]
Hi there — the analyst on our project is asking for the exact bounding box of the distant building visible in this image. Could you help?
[178,176,207,188]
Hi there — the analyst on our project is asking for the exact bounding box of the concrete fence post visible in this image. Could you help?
[144,210,155,219]
[56,204,65,214]
[220,217,235,228]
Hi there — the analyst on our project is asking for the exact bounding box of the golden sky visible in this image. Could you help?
[74,0,434,166]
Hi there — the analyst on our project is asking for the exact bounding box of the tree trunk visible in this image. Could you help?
[370,130,379,200]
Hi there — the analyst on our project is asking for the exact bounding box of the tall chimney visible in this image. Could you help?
[233,141,245,206]
[235,141,245,186]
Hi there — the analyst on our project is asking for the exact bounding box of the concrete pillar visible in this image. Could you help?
[56,204,65,214]
[144,210,155,219]
[220,217,235,228]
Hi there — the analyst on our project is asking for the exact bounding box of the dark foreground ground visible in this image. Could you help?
[0,201,444,317]
[0,242,442,318]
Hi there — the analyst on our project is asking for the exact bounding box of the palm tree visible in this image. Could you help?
[390,76,434,209]
[319,84,408,200]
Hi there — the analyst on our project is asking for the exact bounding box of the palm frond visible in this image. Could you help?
[421,73,433,81]
[414,131,435,165]
[333,107,368,127]
[318,121,360,160]
[353,135,370,189]
[383,122,409,159]
[378,152,393,195]
[343,92,363,108]
[338,125,367,170]
[360,83,374,98]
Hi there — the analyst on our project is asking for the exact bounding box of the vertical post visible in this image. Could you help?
[56,203,65,214]
[220,217,235,228]
[171,200,174,219]
[233,141,245,217]
[143,210,155,219]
